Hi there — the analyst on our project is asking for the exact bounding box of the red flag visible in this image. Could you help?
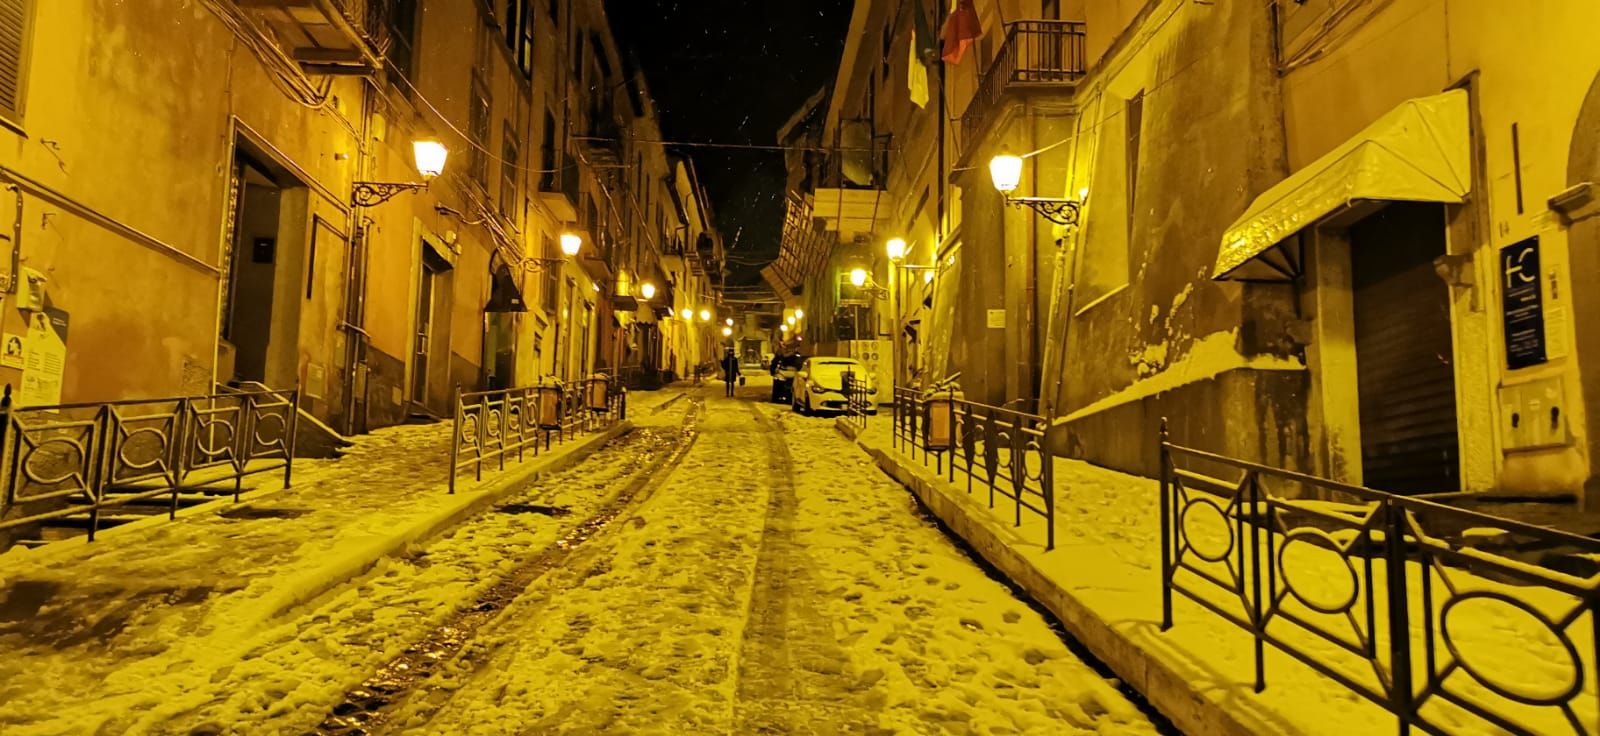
[941,0,981,64]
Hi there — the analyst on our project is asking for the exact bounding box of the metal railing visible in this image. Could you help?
[448,378,626,494]
[0,388,299,543]
[842,371,872,428]
[891,387,1055,550]
[1159,424,1600,734]
[959,20,1087,155]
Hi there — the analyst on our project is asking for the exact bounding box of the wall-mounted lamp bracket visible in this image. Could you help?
[352,181,428,207]
[1005,195,1084,227]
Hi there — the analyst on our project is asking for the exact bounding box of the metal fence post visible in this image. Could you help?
[1043,413,1055,551]
[86,405,111,541]
[1159,419,1173,632]
[284,389,300,488]
[448,384,462,495]
[1248,472,1265,693]
[233,393,252,503]
[1384,499,1415,730]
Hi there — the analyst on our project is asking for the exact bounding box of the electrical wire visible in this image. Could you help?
[200,0,335,109]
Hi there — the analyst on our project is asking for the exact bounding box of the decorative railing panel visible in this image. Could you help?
[1159,425,1600,733]
[0,389,299,543]
[448,378,627,494]
[890,386,1055,550]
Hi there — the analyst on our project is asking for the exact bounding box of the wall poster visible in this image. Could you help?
[19,307,69,407]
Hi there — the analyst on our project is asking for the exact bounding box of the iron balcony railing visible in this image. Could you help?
[0,387,299,545]
[1159,424,1600,734]
[891,386,1055,550]
[448,377,626,494]
[959,20,1087,157]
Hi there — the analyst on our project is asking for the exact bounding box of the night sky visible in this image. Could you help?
[607,0,855,287]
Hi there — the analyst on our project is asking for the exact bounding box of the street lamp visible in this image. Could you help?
[721,326,733,337]
[988,146,1087,227]
[793,309,803,320]
[724,317,734,327]
[681,308,693,320]
[786,315,796,326]
[886,237,907,261]
[640,282,656,301]
[560,232,583,257]
[780,323,789,333]
[699,308,712,322]
[352,137,449,206]
[850,268,869,288]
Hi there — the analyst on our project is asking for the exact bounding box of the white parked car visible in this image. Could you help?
[792,357,877,415]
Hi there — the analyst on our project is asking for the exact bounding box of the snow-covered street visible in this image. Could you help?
[0,385,1161,735]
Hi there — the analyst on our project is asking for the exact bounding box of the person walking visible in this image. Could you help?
[722,349,740,397]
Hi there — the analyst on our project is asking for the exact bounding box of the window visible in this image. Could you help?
[1043,0,1060,19]
[539,109,558,191]
[503,0,534,77]
[0,0,33,124]
[469,75,491,188]
[500,121,521,221]
[1074,92,1137,309]
[542,234,559,313]
[579,301,593,376]
[380,0,420,90]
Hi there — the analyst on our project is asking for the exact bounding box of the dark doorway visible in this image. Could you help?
[1350,202,1460,494]
[412,245,452,410]
[224,164,280,382]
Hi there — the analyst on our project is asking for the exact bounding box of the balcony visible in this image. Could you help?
[576,115,624,167]
[958,20,1086,160]
[537,153,580,222]
[811,129,894,240]
[236,0,385,76]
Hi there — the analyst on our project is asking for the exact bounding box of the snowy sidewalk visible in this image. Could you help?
[841,418,1598,735]
[0,391,665,733]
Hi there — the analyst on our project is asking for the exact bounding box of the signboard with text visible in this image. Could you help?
[1501,236,1547,370]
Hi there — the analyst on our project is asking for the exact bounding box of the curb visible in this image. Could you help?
[257,420,634,620]
[834,418,1255,736]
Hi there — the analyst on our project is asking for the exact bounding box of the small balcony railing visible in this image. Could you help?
[959,20,1087,157]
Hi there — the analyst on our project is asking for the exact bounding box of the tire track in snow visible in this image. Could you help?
[731,405,880,733]
[311,397,706,736]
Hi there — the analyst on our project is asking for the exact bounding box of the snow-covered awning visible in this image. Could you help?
[1212,89,1470,281]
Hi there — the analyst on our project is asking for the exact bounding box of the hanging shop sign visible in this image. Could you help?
[1501,236,1547,370]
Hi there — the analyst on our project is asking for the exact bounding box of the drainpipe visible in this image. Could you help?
[3,183,19,295]
[1041,107,1088,419]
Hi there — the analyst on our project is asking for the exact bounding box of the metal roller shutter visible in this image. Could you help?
[1351,203,1461,494]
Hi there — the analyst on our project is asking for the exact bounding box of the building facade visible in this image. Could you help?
[0,0,718,434]
[790,0,1600,503]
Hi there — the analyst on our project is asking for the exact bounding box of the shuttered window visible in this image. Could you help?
[0,0,33,123]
